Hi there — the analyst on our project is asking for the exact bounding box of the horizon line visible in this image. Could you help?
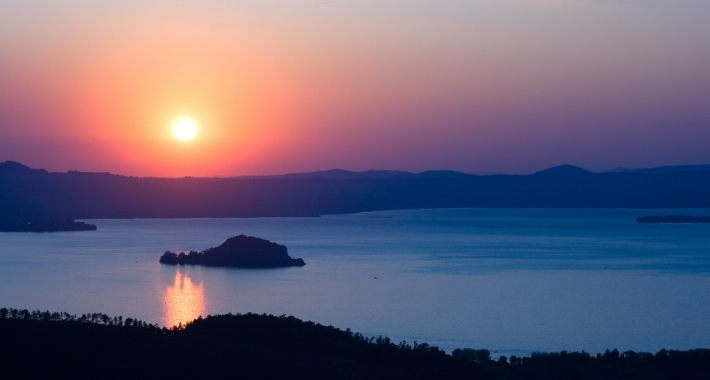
[3,160,710,180]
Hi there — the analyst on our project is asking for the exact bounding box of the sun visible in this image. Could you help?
[172,119,197,141]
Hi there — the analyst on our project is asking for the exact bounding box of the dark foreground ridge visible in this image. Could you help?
[637,215,710,223]
[0,219,97,232]
[159,235,306,268]
[1,308,709,380]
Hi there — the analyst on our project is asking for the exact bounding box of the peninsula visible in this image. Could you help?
[636,215,710,223]
[159,235,306,268]
[0,219,97,232]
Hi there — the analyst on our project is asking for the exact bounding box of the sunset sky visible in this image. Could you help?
[1,0,709,177]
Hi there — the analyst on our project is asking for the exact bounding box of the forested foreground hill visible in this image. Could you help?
[1,308,709,379]
[2,161,710,221]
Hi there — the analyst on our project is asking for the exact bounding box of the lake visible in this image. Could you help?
[1,208,709,357]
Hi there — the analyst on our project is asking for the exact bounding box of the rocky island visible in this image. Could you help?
[159,235,306,268]
[636,215,710,223]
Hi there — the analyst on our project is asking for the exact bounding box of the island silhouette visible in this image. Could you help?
[159,235,306,268]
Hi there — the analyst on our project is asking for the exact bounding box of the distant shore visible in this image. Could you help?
[636,215,710,223]
[0,219,97,232]
[4,160,710,221]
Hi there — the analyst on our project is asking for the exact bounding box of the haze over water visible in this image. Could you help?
[1,208,709,356]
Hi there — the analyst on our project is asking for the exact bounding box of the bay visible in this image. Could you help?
[1,208,709,357]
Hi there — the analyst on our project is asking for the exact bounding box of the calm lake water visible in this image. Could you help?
[1,208,709,357]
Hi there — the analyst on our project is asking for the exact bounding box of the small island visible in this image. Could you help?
[159,235,306,268]
[636,215,710,223]
[0,219,97,232]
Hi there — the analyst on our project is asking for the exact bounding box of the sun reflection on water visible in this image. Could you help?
[163,269,206,328]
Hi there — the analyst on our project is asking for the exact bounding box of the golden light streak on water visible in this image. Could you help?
[163,269,206,328]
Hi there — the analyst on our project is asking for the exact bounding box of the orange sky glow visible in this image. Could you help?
[1,1,709,176]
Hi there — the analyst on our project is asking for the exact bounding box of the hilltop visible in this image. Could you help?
[1,308,708,379]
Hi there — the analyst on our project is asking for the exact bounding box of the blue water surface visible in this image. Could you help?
[1,208,709,357]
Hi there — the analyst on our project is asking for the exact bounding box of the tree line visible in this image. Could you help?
[1,307,708,379]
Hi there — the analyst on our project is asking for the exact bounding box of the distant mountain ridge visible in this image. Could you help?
[236,168,473,180]
[238,164,710,179]
[606,165,710,174]
[0,161,48,176]
[5,160,710,179]
[270,169,417,180]
[625,165,710,173]
[2,161,710,220]
[534,164,594,176]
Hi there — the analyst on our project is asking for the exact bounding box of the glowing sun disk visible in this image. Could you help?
[173,119,197,140]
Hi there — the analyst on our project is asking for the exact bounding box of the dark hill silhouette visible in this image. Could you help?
[159,235,305,268]
[534,164,593,176]
[0,160,48,176]
[1,307,709,379]
[2,161,710,220]
[0,161,97,232]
